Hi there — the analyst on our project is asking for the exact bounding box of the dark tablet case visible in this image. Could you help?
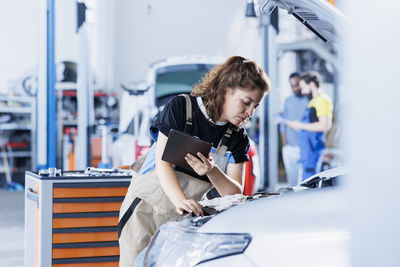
[162,129,212,172]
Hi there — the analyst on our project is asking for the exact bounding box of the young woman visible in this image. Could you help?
[118,56,271,266]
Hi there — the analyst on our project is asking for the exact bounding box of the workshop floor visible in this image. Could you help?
[0,189,24,266]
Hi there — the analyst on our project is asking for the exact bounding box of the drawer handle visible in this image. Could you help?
[27,187,39,207]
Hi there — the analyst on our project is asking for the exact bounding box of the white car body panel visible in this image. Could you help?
[198,188,350,266]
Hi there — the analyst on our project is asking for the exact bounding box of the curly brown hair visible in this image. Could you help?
[191,56,270,122]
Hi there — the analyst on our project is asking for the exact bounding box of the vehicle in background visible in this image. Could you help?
[140,166,349,266]
[114,56,262,194]
[146,56,223,111]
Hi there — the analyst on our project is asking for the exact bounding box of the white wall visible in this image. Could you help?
[1,1,264,95]
[113,0,264,90]
[56,0,114,91]
[94,0,115,91]
[0,0,81,93]
[0,0,38,94]
[55,0,79,64]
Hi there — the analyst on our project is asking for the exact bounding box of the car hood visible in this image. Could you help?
[199,188,348,234]
[261,0,349,43]
[147,186,350,266]
[198,188,350,266]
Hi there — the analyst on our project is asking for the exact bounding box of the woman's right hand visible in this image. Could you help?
[175,199,204,216]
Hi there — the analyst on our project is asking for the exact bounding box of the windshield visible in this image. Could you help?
[154,64,214,107]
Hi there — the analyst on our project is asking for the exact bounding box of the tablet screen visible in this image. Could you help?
[162,129,212,172]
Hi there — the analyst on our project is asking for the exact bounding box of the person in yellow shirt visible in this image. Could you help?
[285,71,333,180]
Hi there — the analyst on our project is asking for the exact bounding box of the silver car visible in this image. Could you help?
[136,166,350,267]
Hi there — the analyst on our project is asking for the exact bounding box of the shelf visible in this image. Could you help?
[0,96,34,103]
[0,96,36,171]
[0,106,32,113]
[59,90,113,97]
[0,123,32,130]
[55,82,77,90]
[63,121,78,126]
[62,120,111,127]
[55,82,116,97]
[5,151,32,157]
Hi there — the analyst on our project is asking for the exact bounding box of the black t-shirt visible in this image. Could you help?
[151,95,250,164]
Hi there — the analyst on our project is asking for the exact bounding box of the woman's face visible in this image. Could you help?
[220,87,265,126]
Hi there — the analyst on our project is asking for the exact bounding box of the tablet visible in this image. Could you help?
[162,129,212,172]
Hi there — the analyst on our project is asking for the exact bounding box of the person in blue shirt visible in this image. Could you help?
[286,71,333,180]
[280,72,309,186]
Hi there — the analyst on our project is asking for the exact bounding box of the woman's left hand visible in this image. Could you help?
[185,152,215,176]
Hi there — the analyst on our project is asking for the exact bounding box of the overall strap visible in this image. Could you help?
[179,94,193,134]
[215,127,233,156]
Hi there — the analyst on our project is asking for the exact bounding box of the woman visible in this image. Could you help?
[118,56,270,266]
[285,71,333,180]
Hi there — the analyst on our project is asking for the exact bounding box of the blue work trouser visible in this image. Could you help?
[299,109,325,180]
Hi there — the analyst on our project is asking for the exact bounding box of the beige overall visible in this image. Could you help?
[118,95,233,267]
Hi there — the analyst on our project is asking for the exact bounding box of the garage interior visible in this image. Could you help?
[0,0,399,266]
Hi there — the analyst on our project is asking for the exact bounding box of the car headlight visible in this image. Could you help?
[144,223,252,267]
